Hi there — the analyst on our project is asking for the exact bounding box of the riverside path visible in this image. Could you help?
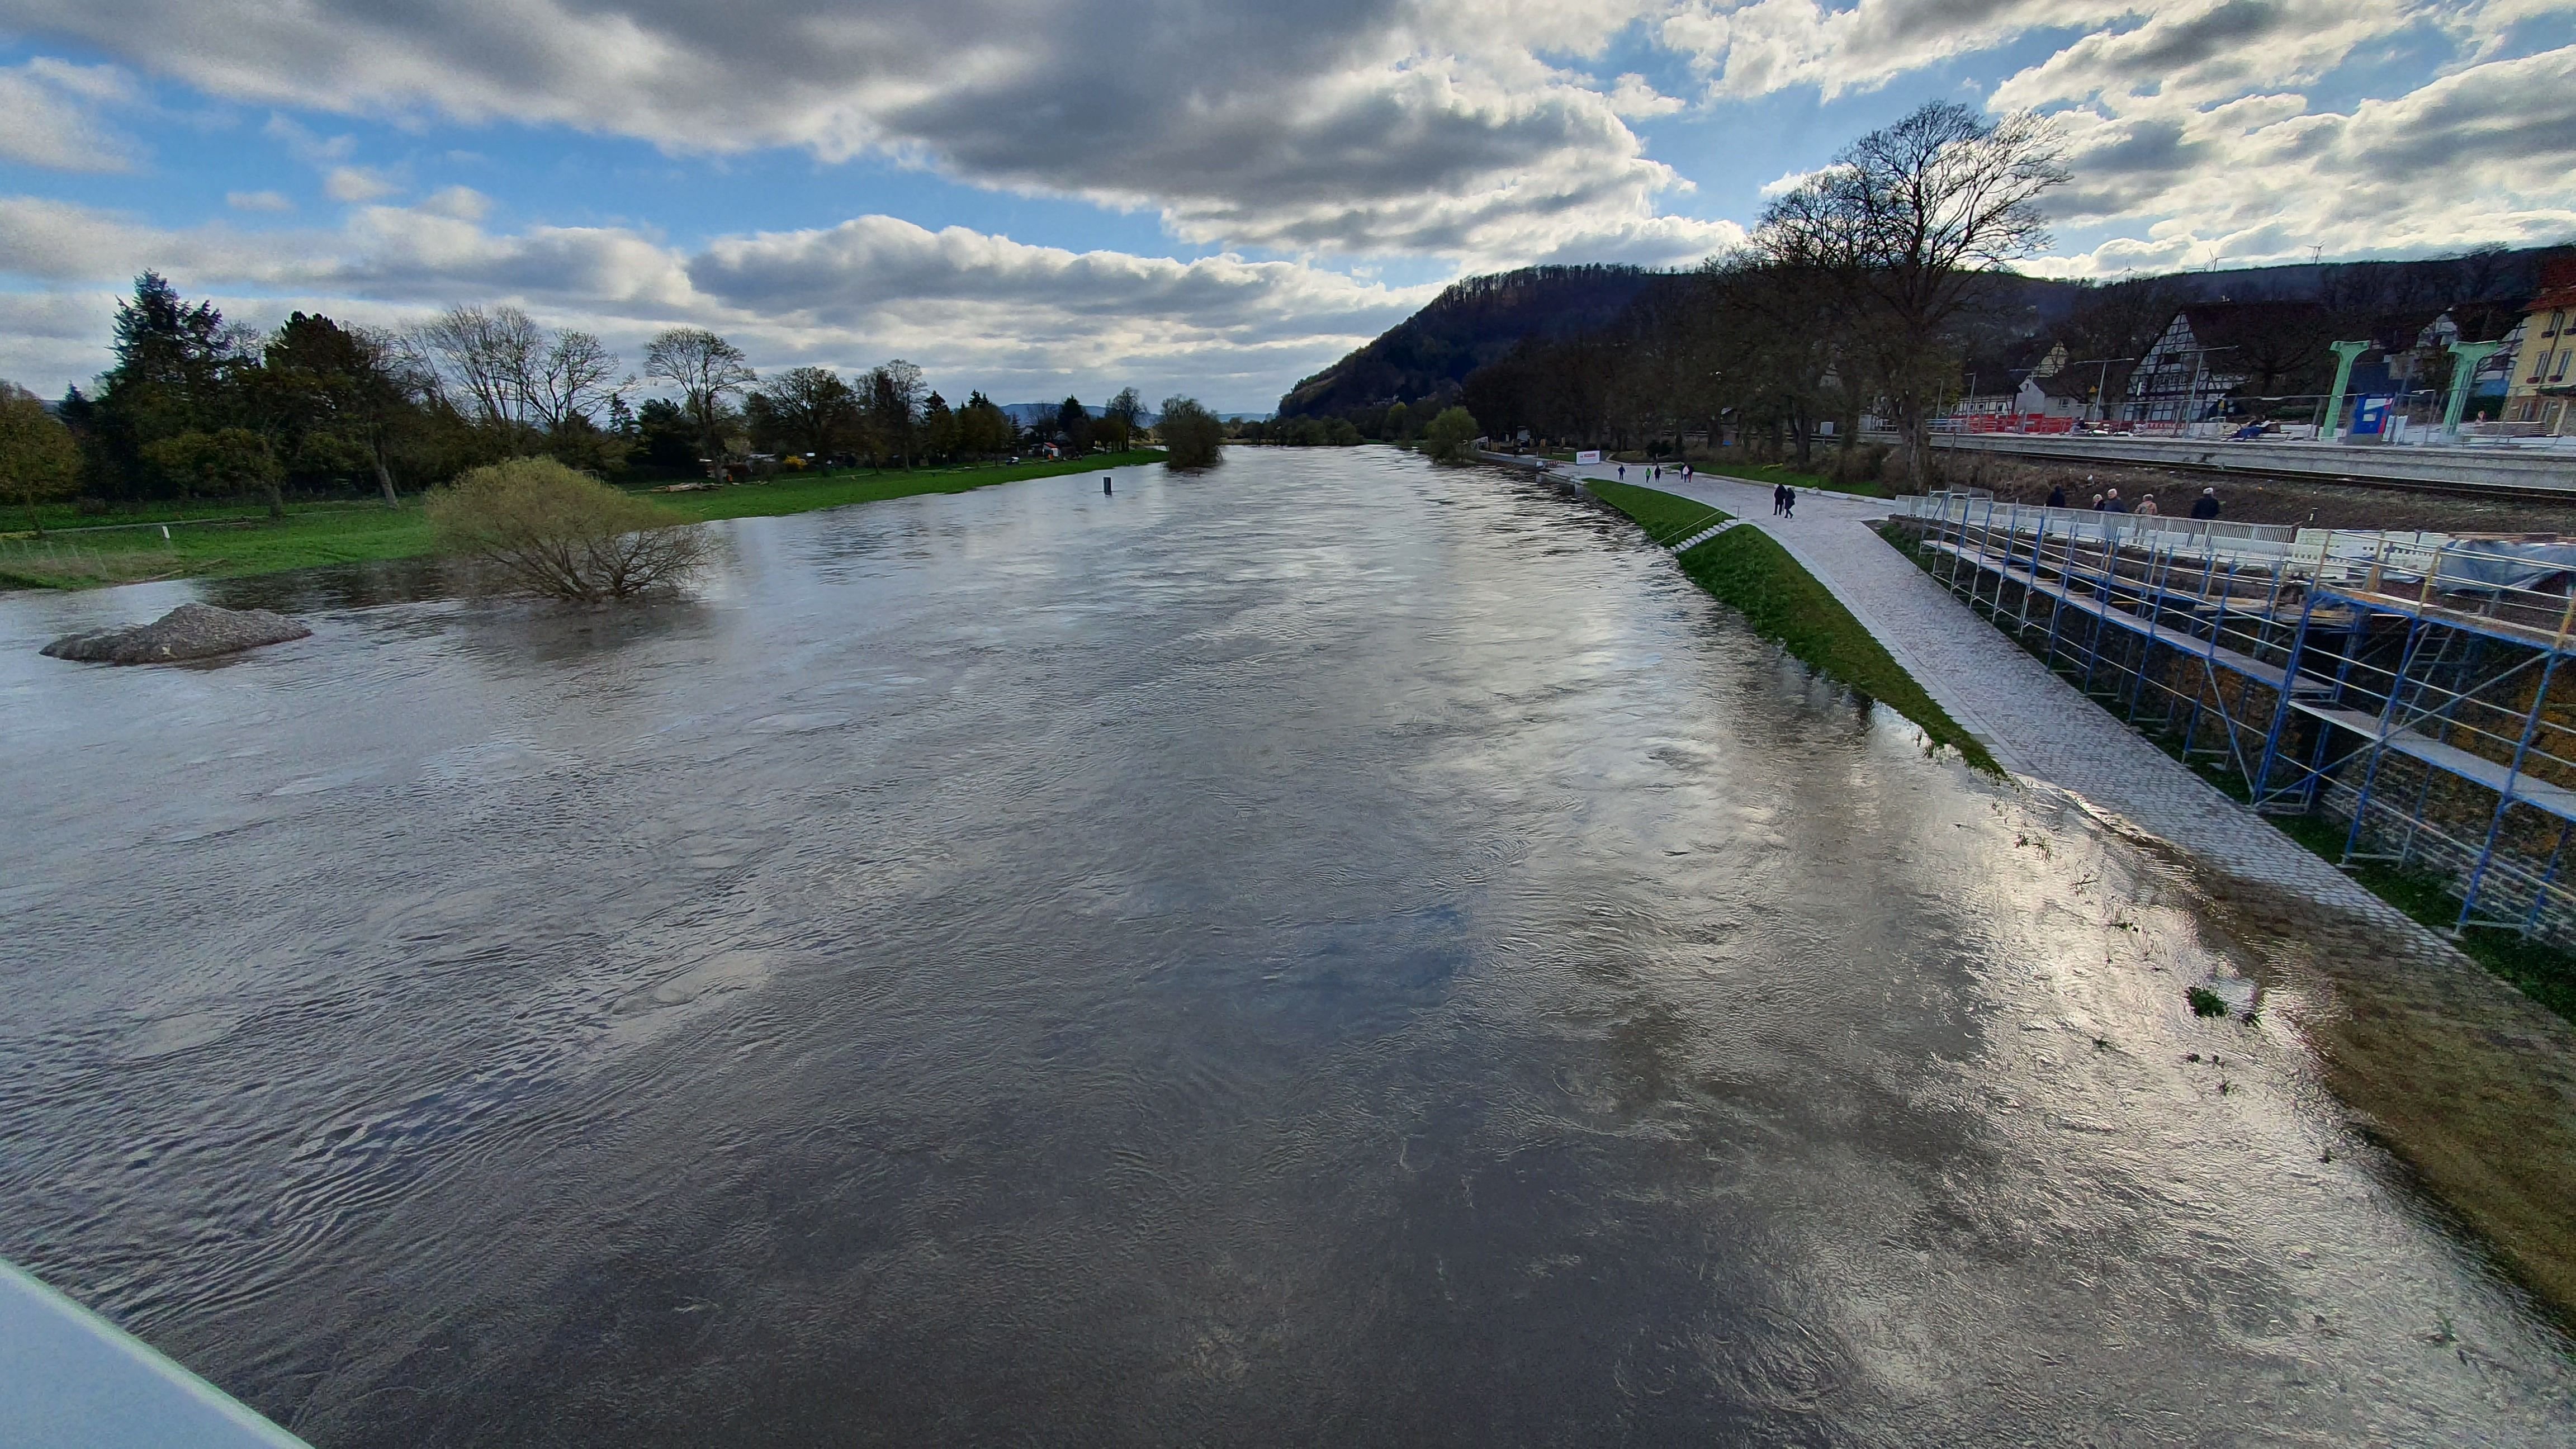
[1560,462,2508,934]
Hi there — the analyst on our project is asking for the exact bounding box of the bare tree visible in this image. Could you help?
[1756,102,2068,485]
[645,328,756,478]
[528,330,626,433]
[415,305,545,444]
[1102,386,1144,450]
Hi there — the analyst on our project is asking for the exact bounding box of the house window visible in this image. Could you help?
[2537,349,2556,383]
[2559,350,2574,382]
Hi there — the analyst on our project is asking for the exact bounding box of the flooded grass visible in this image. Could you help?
[1594,482,1996,771]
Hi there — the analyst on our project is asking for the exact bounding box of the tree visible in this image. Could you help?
[755,366,863,458]
[864,360,925,466]
[142,427,281,513]
[956,391,1014,457]
[921,391,958,461]
[527,330,625,434]
[427,456,707,600]
[1755,102,2067,485]
[645,328,757,479]
[86,272,235,501]
[0,382,82,532]
[1382,400,1412,440]
[415,305,546,447]
[1057,396,1093,454]
[1102,387,1143,451]
[1422,406,1479,462]
[1157,396,1224,468]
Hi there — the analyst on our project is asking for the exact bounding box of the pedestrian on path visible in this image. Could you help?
[1772,483,1787,515]
[1618,463,1627,480]
[1781,486,1796,519]
[2045,484,2066,509]
[2190,487,2221,520]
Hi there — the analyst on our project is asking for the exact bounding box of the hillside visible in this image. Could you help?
[1274,264,1659,419]
[1278,244,2572,423]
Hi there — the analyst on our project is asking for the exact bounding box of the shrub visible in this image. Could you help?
[1422,406,1480,462]
[2187,986,2229,1018]
[427,457,708,601]
[1158,396,1225,469]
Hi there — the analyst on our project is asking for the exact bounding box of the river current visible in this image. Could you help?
[2,448,2570,1444]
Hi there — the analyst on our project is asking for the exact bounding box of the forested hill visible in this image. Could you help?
[1276,245,2570,424]
[1275,265,1660,419]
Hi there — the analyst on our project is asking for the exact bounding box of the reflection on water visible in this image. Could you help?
[2,451,2571,1445]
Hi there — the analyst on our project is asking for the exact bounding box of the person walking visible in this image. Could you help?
[1781,485,1796,519]
[2190,487,2221,520]
[2136,494,2158,517]
[2102,487,2129,514]
[2045,483,2067,509]
[1618,463,1627,481]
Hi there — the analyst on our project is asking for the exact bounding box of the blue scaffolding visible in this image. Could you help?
[1904,492,2576,939]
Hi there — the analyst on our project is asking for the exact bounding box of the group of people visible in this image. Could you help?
[2040,479,2224,521]
[1613,463,1693,484]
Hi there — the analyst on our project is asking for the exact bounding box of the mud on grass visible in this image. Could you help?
[2185,859,2576,1321]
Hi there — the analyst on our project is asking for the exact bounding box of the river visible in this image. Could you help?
[2,448,2570,1443]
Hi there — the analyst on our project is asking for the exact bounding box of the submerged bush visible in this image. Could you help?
[427,457,707,601]
[2187,986,2229,1018]
[1158,396,1225,470]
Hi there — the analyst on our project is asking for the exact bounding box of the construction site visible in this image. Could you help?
[1891,491,2576,949]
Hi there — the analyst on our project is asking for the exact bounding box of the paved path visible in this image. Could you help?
[1568,462,2430,927]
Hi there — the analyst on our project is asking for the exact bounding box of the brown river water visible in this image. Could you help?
[1,448,2570,1444]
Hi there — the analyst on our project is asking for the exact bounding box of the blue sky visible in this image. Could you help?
[3,1,2572,412]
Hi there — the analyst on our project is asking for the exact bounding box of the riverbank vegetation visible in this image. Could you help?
[0,451,1164,590]
[1591,481,1995,770]
[1158,398,1224,468]
[428,458,707,600]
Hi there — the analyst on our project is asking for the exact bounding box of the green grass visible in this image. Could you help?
[1590,481,1997,773]
[0,452,1166,591]
[1690,457,1887,499]
[1588,479,1729,546]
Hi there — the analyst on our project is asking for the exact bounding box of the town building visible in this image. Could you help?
[2505,258,2576,435]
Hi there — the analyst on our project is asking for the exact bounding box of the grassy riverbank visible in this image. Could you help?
[1590,480,1995,771]
[0,451,1166,590]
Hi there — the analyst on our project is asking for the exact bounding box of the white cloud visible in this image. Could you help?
[323,165,400,203]
[0,198,1438,409]
[417,185,490,221]
[0,57,138,170]
[0,0,1704,263]
[1607,72,1686,119]
[226,190,293,212]
[1660,0,2128,100]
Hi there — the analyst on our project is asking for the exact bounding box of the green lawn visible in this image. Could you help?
[1689,458,1887,499]
[0,451,1166,590]
[1590,481,1995,772]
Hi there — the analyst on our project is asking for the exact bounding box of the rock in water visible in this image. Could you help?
[42,603,312,664]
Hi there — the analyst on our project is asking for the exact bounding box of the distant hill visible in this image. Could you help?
[1275,264,1660,419]
[1277,244,2572,422]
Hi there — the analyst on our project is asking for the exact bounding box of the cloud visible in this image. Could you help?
[226,189,294,212]
[2039,44,2576,273]
[0,0,1698,262]
[323,165,400,203]
[0,57,139,170]
[0,198,1437,408]
[1659,0,2129,100]
[1606,72,1686,118]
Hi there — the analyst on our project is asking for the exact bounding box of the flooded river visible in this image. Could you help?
[2,449,2570,1443]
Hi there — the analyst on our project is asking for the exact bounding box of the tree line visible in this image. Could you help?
[2,273,1181,521]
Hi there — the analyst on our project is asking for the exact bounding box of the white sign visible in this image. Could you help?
[1574,449,1603,465]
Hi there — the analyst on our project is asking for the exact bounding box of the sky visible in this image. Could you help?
[1,1,2572,413]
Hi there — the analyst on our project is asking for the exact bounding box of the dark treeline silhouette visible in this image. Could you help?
[39,274,1154,513]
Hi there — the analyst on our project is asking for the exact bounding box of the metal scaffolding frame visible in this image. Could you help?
[1900,491,2576,940]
